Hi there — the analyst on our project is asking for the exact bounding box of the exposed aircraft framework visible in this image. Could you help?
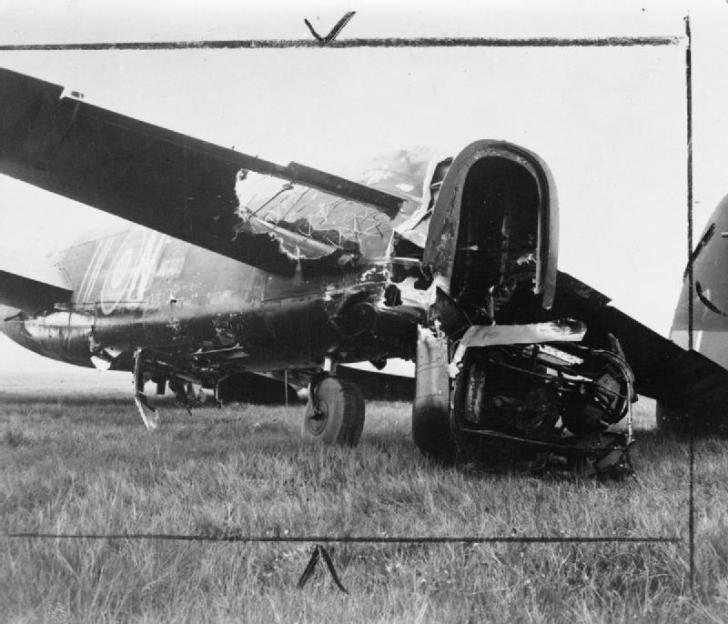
[1,66,726,477]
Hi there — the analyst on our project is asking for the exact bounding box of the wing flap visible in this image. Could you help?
[0,67,402,276]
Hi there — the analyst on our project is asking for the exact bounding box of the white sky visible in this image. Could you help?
[2,0,728,372]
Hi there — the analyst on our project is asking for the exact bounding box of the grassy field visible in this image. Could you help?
[1,370,727,623]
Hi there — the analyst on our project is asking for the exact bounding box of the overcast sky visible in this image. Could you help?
[1,0,727,372]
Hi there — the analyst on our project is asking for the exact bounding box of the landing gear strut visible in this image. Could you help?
[133,348,159,430]
[169,377,207,413]
[302,373,365,445]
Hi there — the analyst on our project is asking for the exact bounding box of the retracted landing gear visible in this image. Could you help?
[133,348,160,430]
[302,373,365,446]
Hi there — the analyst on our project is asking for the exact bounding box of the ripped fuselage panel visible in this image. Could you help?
[3,225,413,373]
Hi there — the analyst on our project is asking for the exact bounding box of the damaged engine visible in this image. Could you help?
[409,141,636,476]
[451,341,635,475]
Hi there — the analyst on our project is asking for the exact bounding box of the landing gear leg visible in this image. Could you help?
[301,372,365,446]
[169,377,205,415]
[411,327,456,463]
[133,348,159,430]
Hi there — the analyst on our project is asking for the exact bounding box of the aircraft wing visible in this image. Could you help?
[0,250,72,313]
[554,271,728,425]
[0,67,404,277]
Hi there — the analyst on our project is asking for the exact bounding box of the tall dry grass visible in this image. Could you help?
[1,371,726,622]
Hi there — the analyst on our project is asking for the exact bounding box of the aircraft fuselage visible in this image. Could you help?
[3,225,416,379]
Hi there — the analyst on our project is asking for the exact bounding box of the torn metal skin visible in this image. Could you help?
[408,140,635,475]
[2,134,433,379]
[2,138,636,475]
[0,72,638,475]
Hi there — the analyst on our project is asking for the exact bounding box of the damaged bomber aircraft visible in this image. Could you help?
[1,67,725,476]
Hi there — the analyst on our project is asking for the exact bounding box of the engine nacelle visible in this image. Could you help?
[413,140,634,476]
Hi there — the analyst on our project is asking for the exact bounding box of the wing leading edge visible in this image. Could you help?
[0,67,404,277]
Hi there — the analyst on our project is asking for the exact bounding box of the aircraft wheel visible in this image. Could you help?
[450,358,488,462]
[412,401,456,463]
[302,376,365,445]
[655,402,698,434]
[655,401,728,436]
[411,327,456,462]
[655,402,680,432]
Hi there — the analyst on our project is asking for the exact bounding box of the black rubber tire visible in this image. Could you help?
[412,401,456,463]
[655,402,681,432]
[301,377,365,445]
[450,358,489,463]
[655,402,699,434]
[656,401,728,436]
